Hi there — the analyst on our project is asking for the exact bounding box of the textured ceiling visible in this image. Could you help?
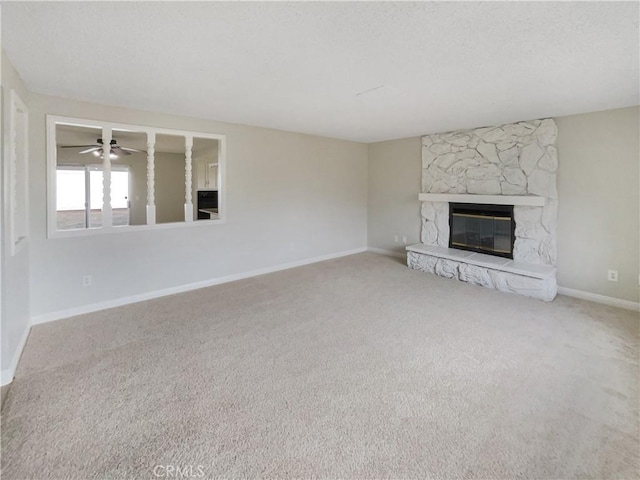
[2,2,638,143]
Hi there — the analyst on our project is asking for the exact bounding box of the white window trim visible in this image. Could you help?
[46,115,227,238]
[5,90,29,256]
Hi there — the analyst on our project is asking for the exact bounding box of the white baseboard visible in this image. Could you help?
[367,247,407,259]
[557,287,640,312]
[1,325,31,386]
[31,247,368,326]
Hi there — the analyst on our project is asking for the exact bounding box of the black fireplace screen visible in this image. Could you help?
[448,203,514,259]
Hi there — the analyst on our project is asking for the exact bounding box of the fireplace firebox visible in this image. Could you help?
[448,203,515,259]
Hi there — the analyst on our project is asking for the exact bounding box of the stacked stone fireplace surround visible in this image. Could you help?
[407,118,558,301]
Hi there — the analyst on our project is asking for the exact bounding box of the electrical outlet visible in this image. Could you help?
[82,275,92,287]
[394,235,399,243]
[402,236,407,244]
[607,270,618,282]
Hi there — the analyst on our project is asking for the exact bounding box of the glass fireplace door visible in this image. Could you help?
[449,203,514,258]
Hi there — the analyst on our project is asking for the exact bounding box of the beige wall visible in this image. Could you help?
[28,92,368,319]
[556,107,639,302]
[154,153,186,224]
[367,137,422,253]
[127,152,147,226]
[367,107,639,303]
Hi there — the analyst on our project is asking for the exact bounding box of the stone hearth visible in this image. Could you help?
[407,244,557,301]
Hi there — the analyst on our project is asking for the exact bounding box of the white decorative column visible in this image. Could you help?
[101,127,113,228]
[146,132,156,225]
[184,135,194,222]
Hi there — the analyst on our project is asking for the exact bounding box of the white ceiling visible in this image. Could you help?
[2,2,638,143]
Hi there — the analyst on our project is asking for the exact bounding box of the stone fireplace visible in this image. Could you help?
[407,118,558,301]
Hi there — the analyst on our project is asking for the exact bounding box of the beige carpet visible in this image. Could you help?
[1,253,638,479]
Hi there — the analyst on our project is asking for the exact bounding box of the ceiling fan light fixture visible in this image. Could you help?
[95,149,119,160]
[62,138,139,158]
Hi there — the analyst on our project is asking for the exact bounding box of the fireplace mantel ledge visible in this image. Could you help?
[418,193,545,207]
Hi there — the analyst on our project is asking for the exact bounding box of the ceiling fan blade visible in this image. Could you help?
[78,147,101,154]
[119,146,146,153]
[61,144,99,149]
[111,146,131,156]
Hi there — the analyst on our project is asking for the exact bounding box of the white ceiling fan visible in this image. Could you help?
[61,138,145,158]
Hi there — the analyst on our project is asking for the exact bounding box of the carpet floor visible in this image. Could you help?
[1,253,638,479]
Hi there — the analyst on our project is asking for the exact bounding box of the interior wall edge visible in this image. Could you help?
[0,324,31,386]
